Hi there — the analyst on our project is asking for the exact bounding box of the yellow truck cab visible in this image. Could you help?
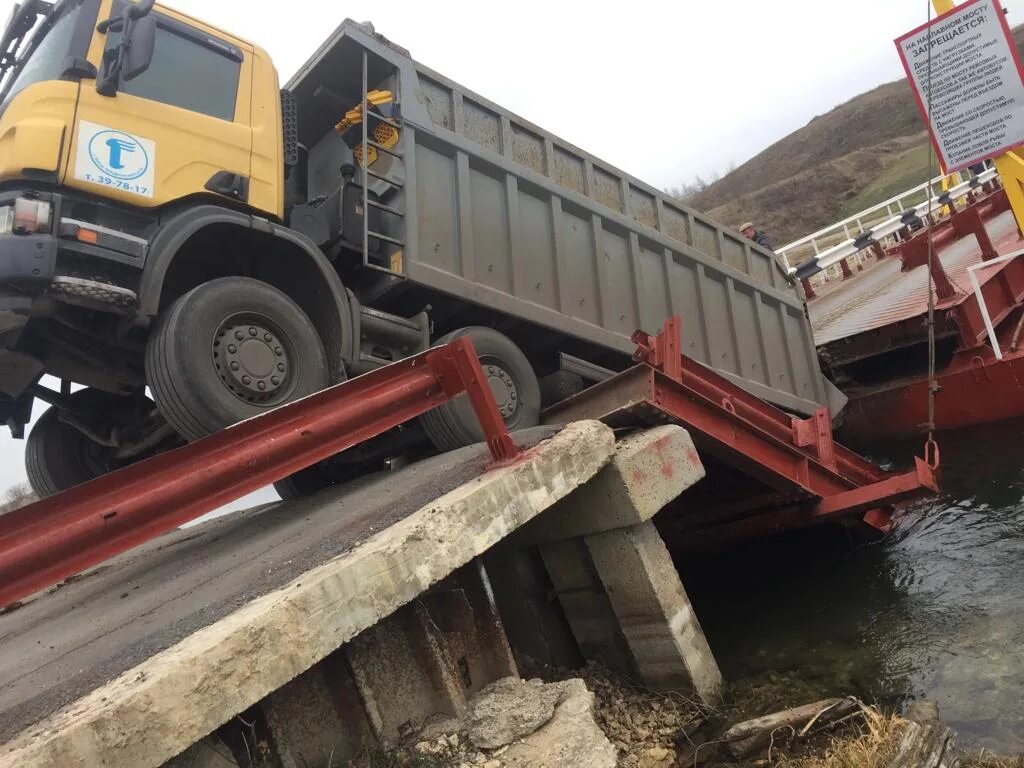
[0,0,387,497]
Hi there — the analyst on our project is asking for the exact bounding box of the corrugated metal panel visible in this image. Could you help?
[287,21,833,414]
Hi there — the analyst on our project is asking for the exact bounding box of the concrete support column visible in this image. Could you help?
[523,426,722,703]
[539,538,638,674]
[585,522,722,701]
[419,561,519,698]
[345,603,469,743]
[483,546,582,669]
[262,653,372,768]
[343,562,521,744]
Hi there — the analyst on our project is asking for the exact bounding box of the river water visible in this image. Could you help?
[681,417,1024,754]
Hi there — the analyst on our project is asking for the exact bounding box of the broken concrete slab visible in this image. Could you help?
[518,425,705,544]
[586,522,723,701]
[500,679,616,768]
[0,427,558,748]
[408,677,616,768]
[467,677,562,749]
[0,420,615,768]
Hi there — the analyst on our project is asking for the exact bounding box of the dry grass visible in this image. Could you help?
[767,707,1024,768]
[775,706,905,768]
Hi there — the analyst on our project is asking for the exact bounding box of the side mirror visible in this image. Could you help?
[95,0,157,95]
[122,14,155,81]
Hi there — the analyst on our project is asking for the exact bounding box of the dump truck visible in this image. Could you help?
[0,0,843,497]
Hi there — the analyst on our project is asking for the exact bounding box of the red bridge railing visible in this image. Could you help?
[0,338,518,609]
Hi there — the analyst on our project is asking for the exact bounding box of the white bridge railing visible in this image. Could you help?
[777,167,1000,284]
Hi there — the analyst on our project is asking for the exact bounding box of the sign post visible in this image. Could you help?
[896,0,1024,172]
[897,0,1024,233]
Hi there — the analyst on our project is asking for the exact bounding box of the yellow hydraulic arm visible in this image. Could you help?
[335,90,400,168]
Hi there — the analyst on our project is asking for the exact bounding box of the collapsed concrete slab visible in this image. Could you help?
[0,421,615,768]
[518,425,705,544]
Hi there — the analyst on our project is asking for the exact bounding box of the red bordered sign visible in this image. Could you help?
[895,0,1024,172]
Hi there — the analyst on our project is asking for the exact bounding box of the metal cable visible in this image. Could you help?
[925,0,939,448]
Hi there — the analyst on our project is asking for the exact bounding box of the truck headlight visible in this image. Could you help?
[0,198,52,235]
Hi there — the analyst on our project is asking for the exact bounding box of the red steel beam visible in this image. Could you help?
[813,457,938,518]
[638,317,887,487]
[648,371,872,499]
[550,317,938,527]
[679,457,938,549]
[0,338,518,609]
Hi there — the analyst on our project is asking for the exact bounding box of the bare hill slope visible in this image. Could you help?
[687,25,1024,244]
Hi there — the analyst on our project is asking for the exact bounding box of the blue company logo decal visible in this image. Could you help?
[87,130,150,181]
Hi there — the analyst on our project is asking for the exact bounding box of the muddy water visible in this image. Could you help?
[680,417,1024,754]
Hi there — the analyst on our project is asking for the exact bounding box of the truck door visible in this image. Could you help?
[63,2,253,209]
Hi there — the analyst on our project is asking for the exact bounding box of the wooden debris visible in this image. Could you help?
[887,701,960,768]
[721,697,860,759]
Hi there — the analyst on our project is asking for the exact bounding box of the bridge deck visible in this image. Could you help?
[809,210,1021,345]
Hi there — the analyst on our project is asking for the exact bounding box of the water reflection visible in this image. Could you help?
[678,417,1024,754]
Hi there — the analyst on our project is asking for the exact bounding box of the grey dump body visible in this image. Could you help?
[287,21,843,416]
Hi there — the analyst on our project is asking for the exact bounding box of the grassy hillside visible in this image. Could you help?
[686,26,1024,245]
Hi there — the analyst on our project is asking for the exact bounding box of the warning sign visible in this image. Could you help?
[895,0,1024,172]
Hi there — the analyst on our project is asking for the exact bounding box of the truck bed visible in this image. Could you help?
[286,20,843,416]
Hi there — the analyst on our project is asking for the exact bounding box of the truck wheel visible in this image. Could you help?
[420,327,541,452]
[25,391,127,497]
[146,277,329,442]
[274,464,335,501]
[274,459,384,500]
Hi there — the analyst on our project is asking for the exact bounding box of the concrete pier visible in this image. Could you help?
[505,426,723,702]
[0,421,725,767]
[0,422,614,768]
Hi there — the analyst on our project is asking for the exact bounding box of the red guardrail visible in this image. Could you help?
[0,337,518,609]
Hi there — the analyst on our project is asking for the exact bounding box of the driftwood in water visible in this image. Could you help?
[886,701,960,768]
[721,697,860,759]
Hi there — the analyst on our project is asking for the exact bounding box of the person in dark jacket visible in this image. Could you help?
[739,221,773,250]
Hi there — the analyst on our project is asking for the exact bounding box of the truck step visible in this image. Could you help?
[50,277,138,309]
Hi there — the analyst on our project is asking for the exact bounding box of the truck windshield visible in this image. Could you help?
[0,0,86,105]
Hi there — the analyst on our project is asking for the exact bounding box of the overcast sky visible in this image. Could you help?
[0,0,1016,495]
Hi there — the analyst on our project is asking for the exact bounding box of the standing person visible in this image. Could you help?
[738,222,773,250]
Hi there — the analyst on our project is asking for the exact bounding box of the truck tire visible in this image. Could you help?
[25,391,127,497]
[273,460,381,500]
[146,277,329,442]
[274,464,335,501]
[420,327,541,452]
